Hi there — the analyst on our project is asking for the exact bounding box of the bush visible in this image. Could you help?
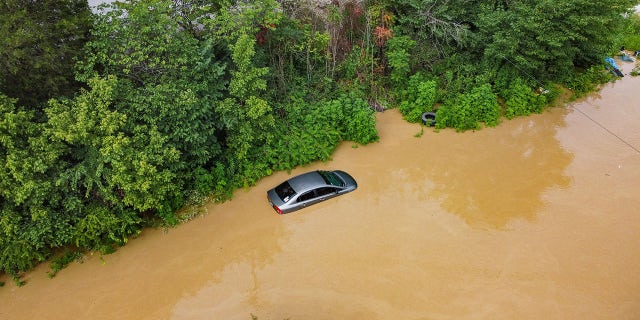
[73,205,141,252]
[504,78,547,119]
[432,54,481,102]
[48,251,83,278]
[617,15,640,51]
[564,65,613,99]
[340,93,379,144]
[386,36,416,87]
[435,84,499,131]
[265,99,342,171]
[398,74,438,123]
[262,92,378,172]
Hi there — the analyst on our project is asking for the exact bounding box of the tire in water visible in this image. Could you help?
[421,112,437,127]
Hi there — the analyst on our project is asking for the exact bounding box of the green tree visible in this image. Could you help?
[45,77,145,246]
[435,84,499,131]
[1,77,142,283]
[77,0,226,190]
[78,0,199,85]
[258,12,331,100]
[0,94,69,283]
[219,33,276,185]
[389,0,473,66]
[397,73,438,123]
[386,35,416,86]
[476,0,636,81]
[45,76,182,219]
[0,0,92,107]
[45,77,127,206]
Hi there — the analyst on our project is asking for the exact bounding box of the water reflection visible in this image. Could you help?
[421,113,573,228]
[314,109,574,230]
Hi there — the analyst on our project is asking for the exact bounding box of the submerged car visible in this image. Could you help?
[267,170,358,214]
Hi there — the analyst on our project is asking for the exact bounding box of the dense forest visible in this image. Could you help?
[1,0,639,285]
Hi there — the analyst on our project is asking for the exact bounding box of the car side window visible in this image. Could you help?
[316,187,336,197]
[297,191,316,202]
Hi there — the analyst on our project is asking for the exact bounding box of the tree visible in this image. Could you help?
[45,76,183,218]
[386,35,416,86]
[219,33,276,185]
[389,0,473,65]
[0,94,69,283]
[77,0,203,86]
[435,84,499,131]
[1,77,142,282]
[77,0,226,185]
[0,0,92,107]
[476,0,636,81]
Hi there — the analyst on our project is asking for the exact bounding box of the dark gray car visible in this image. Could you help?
[267,170,358,214]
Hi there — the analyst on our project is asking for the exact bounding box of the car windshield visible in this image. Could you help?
[275,181,296,202]
[318,170,344,187]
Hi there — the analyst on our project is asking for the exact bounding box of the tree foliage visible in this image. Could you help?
[435,84,499,131]
[476,0,636,81]
[386,35,416,86]
[0,0,92,107]
[78,0,226,193]
[617,14,640,50]
[503,78,546,119]
[398,74,438,123]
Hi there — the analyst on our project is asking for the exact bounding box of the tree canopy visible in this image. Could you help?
[0,0,92,108]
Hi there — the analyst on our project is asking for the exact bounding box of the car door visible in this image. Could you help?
[296,190,319,208]
[314,187,338,201]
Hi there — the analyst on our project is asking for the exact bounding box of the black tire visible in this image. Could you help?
[421,112,437,126]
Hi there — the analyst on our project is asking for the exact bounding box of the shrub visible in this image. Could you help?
[564,65,613,99]
[435,84,499,131]
[432,54,481,102]
[263,92,378,172]
[504,78,546,119]
[73,205,141,252]
[48,251,83,278]
[339,93,379,144]
[616,15,640,52]
[398,75,438,123]
[386,36,416,87]
[265,99,343,171]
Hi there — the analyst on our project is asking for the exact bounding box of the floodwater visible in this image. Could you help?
[2,62,640,320]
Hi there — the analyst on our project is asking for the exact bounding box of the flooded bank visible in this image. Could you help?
[2,69,640,319]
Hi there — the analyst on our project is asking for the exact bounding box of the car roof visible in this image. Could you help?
[288,171,327,193]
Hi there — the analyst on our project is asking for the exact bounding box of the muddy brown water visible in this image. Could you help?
[2,62,640,320]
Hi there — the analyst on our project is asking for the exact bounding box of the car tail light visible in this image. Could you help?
[272,204,283,215]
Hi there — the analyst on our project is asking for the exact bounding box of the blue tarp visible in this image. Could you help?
[605,57,620,69]
[620,54,634,62]
[604,57,624,77]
